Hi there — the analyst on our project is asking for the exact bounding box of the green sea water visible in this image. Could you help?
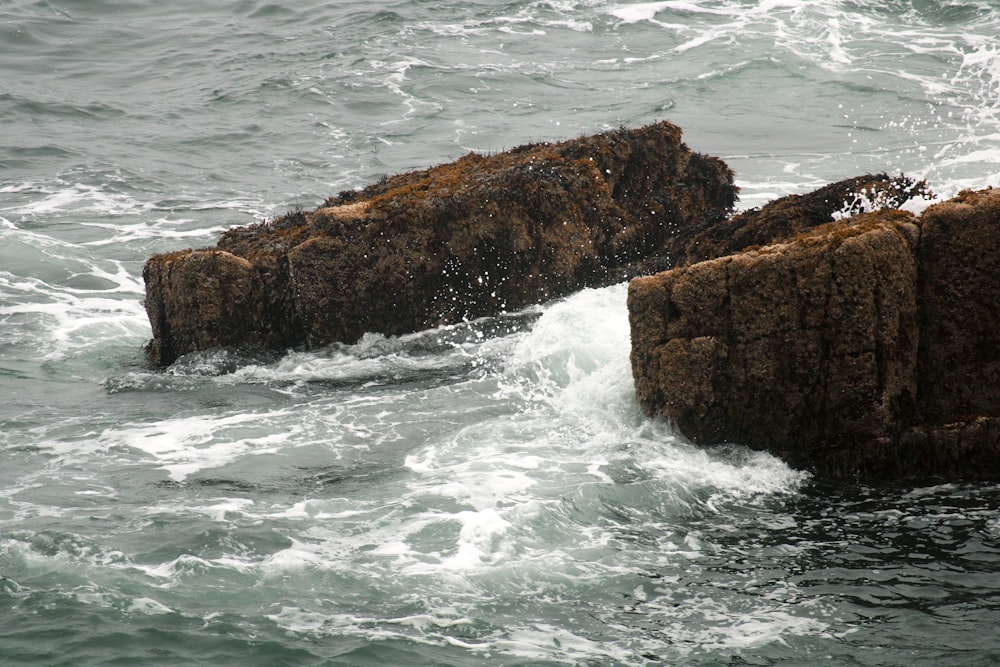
[3,1,1000,664]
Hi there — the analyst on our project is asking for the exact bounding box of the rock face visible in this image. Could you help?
[917,188,1000,422]
[629,187,1000,481]
[630,212,921,471]
[144,121,737,366]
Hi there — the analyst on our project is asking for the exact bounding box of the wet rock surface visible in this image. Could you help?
[630,211,921,471]
[611,172,931,280]
[144,121,737,366]
[629,187,1000,481]
[916,188,1000,423]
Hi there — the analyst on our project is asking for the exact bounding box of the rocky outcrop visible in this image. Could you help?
[673,173,931,265]
[629,211,921,471]
[144,121,737,366]
[629,187,1000,481]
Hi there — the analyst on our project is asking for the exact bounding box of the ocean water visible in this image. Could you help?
[2,0,1000,664]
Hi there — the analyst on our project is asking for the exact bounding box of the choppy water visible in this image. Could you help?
[3,1,1000,665]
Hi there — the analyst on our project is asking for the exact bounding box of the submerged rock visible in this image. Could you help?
[629,187,1000,481]
[143,121,737,366]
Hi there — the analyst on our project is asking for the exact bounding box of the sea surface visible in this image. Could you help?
[3,1,1000,665]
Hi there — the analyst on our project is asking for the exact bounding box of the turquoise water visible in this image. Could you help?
[3,1,1000,664]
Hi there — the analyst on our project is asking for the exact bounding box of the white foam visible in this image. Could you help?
[79,218,230,246]
[0,531,131,576]
[128,597,174,615]
[482,2,595,34]
[134,554,219,580]
[823,17,852,67]
[270,499,372,521]
[607,1,733,24]
[606,2,671,24]
[228,345,461,387]
[634,426,808,503]
[224,318,525,388]
[0,222,76,251]
[368,57,444,123]
[93,410,299,481]
[674,31,721,53]
[642,596,833,654]
[0,264,149,360]
[440,508,512,569]
[411,464,538,510]
[2,183,152,218]
[185,497,256,522]
[499,623,628,664]
[265,605,484,649]
[502,283,629,392]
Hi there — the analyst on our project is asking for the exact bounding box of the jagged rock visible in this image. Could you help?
[676,173,931,265]
[143,121,737,366]
[613,173,932,279]
[629,187,1000,481]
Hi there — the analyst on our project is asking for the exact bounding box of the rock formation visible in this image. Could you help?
[613,172,931,279]
[142,116,999,480]
[629,187,1000,481]
[916,188,1000,423]
[629,211,922,471]
[144,121,737,366]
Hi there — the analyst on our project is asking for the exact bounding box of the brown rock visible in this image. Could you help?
[615,173,931,279]
[917,188,1000,422]
[143,121,737,366]
[143,250,270,367]
[629,211,921,472]
[630,185,1000,481]
[678,173,931,265]
[817,417,1000,481]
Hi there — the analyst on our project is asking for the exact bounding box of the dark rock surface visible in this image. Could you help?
[612,173,931,280]
[629,187,1000,481]
[675,173,931,265]
[629,211,921,471]
[917,188,1000,422]
[144,121,737,366]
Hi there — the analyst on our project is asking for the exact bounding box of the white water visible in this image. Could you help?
[4,1,1000,664]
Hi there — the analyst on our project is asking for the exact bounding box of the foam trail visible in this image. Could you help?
[0,261,149,359]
